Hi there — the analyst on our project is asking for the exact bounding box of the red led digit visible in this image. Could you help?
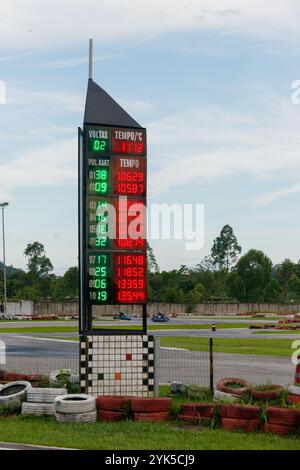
[113,252,146,304]
[112,156,146,196]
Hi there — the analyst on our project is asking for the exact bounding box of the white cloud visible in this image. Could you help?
[146,90,300,201]
[40,54,122,69]
[0,138,77,200]
[8,87,84,112]
[255,181,300,206]
[0,1,300,50]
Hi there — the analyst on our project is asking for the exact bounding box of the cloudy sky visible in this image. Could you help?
[1,0,300,273]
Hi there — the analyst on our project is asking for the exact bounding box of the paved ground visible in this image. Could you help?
[17,328,300,340]
[159,349,294,386]
[0,441,73,450]
[0,317,284,329]
[0,332,297,385]
[0,317,298,385]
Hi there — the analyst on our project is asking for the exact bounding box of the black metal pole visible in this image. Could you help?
[209,337,214,394]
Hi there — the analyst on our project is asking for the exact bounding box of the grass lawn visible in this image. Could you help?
[0,323,252,334]
[160,337,294,357]
[253,330,300,335]
[0,416,299,450]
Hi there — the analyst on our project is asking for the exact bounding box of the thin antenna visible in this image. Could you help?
[89,38,93,80]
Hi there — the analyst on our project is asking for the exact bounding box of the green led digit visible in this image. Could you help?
[92,139,107,152]
[94,278,107,289]
[97,291,108,301]
[95,236,108,248]
[95,182,108,193]
[95,169,108,180]
[95,266,107,277]
[97,254,108,264]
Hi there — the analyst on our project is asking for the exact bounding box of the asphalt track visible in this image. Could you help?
[0,317,299,385]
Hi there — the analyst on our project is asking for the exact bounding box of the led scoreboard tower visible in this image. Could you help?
[79,79,147,335]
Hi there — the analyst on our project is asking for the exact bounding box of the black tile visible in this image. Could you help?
[143,379,148,386]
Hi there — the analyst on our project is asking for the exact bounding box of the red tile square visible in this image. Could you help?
[126,354,132,361]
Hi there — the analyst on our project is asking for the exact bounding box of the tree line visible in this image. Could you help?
[1,225,300,304]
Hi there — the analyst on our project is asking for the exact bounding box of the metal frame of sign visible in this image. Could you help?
[78,125,147,336]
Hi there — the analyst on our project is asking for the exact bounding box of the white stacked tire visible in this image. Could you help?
[22,387,67,417]
[54,394,96,423]
[213,389,241,403]
[27,387,67,403]
[22,402,55,417]
[0,381,32,406]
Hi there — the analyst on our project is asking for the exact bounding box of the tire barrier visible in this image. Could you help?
[0,381,32,406]
[98,410,126,422]
[264,422,294,437]
[133,412,169,422]
[177,414,212,424]
[96,396,130,412]
[55,410,97,423]
[266,407,300,427]
[216,378,250,397]
[213,389,241,403]
[131,397,171,422]
[54,394,96,423]
[131,397,172,413]
[287,394,300,404]
[288,385,300,396]
[220,404,260,420]
[49,369,78,387]
[177,403,216,425]
[221,417,260,433]
[0,371,42,385]
[251,385,284,401]
[294,356,300,385]
[27,388,67,404]
[96,396,130,422]
[22,402,55,417]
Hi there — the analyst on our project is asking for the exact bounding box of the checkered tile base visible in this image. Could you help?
[80,335,155,397]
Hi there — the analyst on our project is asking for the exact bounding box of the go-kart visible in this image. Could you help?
[113,312,132,321]
[152,313,170,323]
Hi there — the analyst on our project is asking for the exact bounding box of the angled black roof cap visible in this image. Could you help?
[84,79,142,128]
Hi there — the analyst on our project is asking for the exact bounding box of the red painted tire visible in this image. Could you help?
[264,422,294,436]
[180,403,216,418]
[220,404,260,420]
[288,394,300,404]
[131,398,172,413]
[133,411,169,422]
[98,410,126,422]
[221,418,260,432]
[96,396,130,412]
[251,385,284,401]
[177,414,212,424]
[267,407,300,426]
[216,378,250,397]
